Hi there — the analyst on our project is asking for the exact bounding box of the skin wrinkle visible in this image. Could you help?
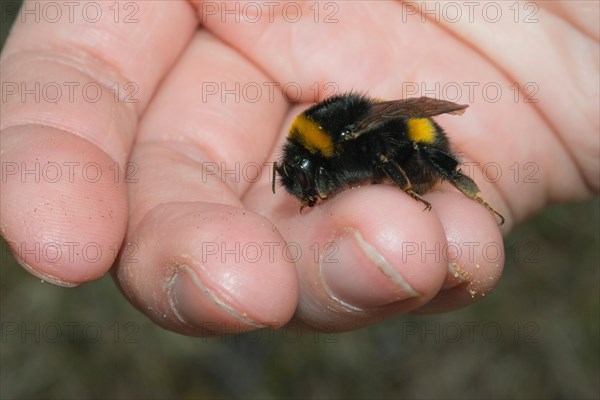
[128,187,239,235]
[539,1,599,41]
[0,53,137,162]
[136,34,288,198]
[1,3,198,168]
[2,61,138,155]
[194,11,287,105]
[0,47,130,98]
[141,136,243,197]
[412,14,552,212]
[138,125,269,201]
[20,5,190,106]
[423,4,597,197]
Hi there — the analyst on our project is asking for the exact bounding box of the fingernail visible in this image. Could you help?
[167,265,266,332]
[320,229,419,308]
[442,261,471,290]
[14,257,79,287]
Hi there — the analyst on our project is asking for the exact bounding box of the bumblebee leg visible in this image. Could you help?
[422,148,505,225]
[378,155,432,211]
[450,174,505,225]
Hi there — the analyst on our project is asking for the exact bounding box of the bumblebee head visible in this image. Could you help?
[274,155,319,207]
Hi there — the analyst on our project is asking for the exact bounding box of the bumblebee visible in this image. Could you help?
[272,93,504,225]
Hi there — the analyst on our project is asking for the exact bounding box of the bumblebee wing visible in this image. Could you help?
[345,97,468,140]
[372,97,468,118]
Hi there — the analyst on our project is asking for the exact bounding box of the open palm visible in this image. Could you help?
[1,1,597,335]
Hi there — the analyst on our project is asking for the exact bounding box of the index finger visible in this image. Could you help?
[0,1,198,285]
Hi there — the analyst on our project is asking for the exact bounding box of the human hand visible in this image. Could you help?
[1,1,597,335]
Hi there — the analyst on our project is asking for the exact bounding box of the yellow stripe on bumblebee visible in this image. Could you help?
[407,118,436,144]
[289,114,335,157]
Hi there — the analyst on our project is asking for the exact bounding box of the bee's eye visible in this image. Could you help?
[293,159,313,193]
[295,167,310,191]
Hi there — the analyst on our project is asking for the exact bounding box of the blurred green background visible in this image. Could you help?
[1,2,598,399]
